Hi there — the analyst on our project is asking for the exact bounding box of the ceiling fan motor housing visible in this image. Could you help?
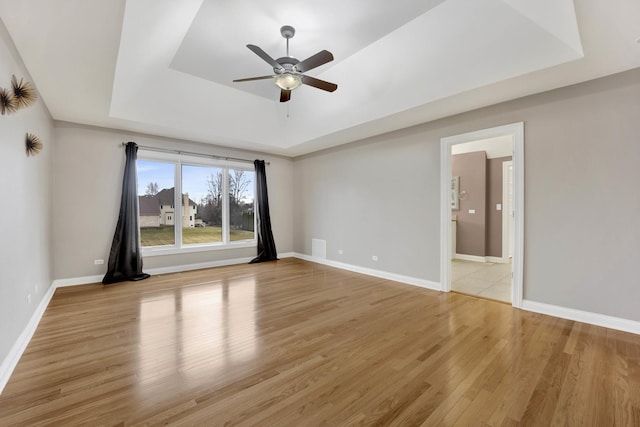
[275,58,300,74]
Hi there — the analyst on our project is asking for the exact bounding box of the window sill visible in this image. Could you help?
[141,240,256,257]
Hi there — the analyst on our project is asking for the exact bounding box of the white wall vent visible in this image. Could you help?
[312,239,327,259]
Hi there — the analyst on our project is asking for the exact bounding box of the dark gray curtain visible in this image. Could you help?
[250,160,278,263]
[102,142,150,285]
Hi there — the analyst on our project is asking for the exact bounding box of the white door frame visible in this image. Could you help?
[440,122,524,308]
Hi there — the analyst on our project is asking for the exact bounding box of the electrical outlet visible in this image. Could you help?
[338,249,343,255]
[94,259,104,265]
[372,255,378,261]
[27,294,31,305]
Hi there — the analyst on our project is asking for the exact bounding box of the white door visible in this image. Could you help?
[502,161,514,259]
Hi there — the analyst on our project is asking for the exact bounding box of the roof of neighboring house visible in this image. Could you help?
[139,195,160,216]
[155,188,197,207]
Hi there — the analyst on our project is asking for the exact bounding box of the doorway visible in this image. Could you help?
[440,123,524,308]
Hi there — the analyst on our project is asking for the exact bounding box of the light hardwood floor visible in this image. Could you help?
[1,258,639,425]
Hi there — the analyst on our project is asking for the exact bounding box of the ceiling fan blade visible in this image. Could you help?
[301,75,338,92]
[295,50,334,73]
[247,44,284,71]
[280,89,291,103]
[233,75,273,82]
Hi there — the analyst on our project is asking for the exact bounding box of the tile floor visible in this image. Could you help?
[451,259,511,303]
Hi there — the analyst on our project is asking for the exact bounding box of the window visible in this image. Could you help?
[229,169,255,242]
[137,159,175,247]
[136,154,256,254]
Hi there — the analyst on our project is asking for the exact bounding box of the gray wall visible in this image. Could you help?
[294,128,442,281]
[293,68,640,322]
[53,123,294,279]
[452,151,487,256]
[0,19,55,365]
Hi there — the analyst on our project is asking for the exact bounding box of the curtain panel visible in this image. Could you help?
[102,142,150,285]
[250,159,278,263]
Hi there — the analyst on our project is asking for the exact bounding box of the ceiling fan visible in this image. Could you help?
[233,25,338,103]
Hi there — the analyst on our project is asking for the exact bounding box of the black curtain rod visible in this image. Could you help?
[120,142,269,165]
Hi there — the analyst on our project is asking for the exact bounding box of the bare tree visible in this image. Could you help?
[199,170,252,228]
[206,171,223,205]
[229,170,251,203]
[145,182,159,196]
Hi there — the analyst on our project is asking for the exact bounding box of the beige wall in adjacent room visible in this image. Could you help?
[52,123,294,280]
[0,18,55,368]
[293,68,640,322]
[452,151,487,257]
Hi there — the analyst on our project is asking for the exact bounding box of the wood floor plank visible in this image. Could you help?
[1,258,639,425]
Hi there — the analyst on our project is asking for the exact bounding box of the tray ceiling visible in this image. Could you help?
[1,0,639,156]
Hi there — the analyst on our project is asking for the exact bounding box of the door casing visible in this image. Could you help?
[440,122,524,308]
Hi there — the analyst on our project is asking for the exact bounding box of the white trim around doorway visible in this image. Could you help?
[440,122,524,308]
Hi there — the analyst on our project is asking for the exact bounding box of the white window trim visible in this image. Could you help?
[138,150,257,256]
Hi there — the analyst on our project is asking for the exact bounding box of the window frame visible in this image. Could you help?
[138,150,257,257]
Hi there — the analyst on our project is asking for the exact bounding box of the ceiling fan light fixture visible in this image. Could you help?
[274,73,302,90]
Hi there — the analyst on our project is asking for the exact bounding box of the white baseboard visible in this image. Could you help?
[454,254,508,264]
[454,254,486,262]
[0,281,57,394]
[51,256,276,288]
[145,257,253,275]
[278,252,295,259]
[292,253,442,292]
[522,300,640,335]
[53,274,103,288]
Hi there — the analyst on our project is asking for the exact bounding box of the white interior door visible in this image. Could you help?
[502,161,514,259]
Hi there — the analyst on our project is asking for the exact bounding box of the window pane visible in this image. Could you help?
[137,159,175,247]
[229,169,255,241]
[182,165,223,244]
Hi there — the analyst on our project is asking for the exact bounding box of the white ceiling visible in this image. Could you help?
[1,0,639,157]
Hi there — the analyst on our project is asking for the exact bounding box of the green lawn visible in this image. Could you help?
[140,226,254,247]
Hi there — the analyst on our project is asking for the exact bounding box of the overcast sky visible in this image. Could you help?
[137,160,254,204]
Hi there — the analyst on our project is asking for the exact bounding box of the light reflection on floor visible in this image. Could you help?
[137,278,257,390]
